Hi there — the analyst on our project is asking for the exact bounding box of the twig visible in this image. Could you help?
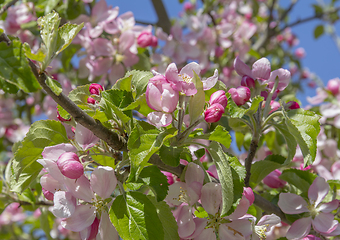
[150,0,171,34]
[148,154,185,177]
[279,0,299,22]
[19,200,53,206]
[28,60,127,152]
[244,139,258,187]
[0,0,18,16]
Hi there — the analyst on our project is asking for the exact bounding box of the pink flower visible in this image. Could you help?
[137,31,158,48]
[263,170,286,188]
[228,86,251,106]
[241,75,255,88]
[209,90,228,108]
[278,177,339,239]
[286,101,300,110]
[204,103,225,123]
[234,57,271,81]
[89,83,104,95]
[57,152,84,179]
[295,47,306,59]
[327,78,340,95]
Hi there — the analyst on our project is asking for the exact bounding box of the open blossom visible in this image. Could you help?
[278,177,339,239]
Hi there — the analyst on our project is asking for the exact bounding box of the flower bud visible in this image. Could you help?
[209,90,228,108]
[137,31,156,48]
[286,101,300,110]
[57,110,71,122]
[242,187,254,205]
[241,75,255,88]
[89,83,104,95]
[42,188,54,201]
[327,78,340,95]
[263,169,286,188]
[204,103,225,123]
[87,97,96,105]
[228,86,250,106]
[57,152,84,179]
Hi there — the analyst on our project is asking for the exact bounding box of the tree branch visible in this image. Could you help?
[244,139,258,187]
[28,60,127,152]
[0,0,18,16]
[150,0,171,34]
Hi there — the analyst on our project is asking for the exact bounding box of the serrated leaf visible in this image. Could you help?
[273,123,297,164]
[279,169,317,192]
[125,70,153,99]
[250,155,285,186]
[159,145,183,167]
[207,142,233,216]
[0,39,41,93]
[55,22,84,55]
[123,93,154,117]
[228,155,246,203]
[112,75,133,92]
[110,192,164,240]
[147,196,180,240]
[193,125,231,149]
[282,108,320,167]
[45,76,62,95]
[226,94,264,119]
[24,43,46,62]
[128,125,177,180]
[314,25,324,39]
[45,0,61,15]
[8,120,68,193]
[126,166,169,202]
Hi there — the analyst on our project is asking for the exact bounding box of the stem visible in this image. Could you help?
[261,110,283,129]
[244,138,258,187]
[150,0,171,34]
[0,0,18,16]
[262,77,280,120]
[177,116,204,143]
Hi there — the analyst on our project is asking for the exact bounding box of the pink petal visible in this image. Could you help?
[266,68,291,91]
[278,193,309,214]
[51,191,76,218]
[185,163,204,186]
[97,211,119,240]
[200,183,222,215]
[234,56,252,78]
[37,159,65,183]
[286,217,311,239]
[165,63,179,83]
[180,62,201,78]
[40,174,65,193]
[257,214,281,227]
[186,217,208,238]
[165,182,184,206]
[119,31,135,53]
[41,143,77,161]
[194,228,216,240]
[308,177,329,207]
[61,205,96,232]
[109,63,125,84]
[317,200,339,213]
[228,196,250,220]
[252,58,271,80]
[312,212,338,234]
[177,205,195,238]
[202,69,218,90]
[64,175,95,202]
[181,81,197,96]
[75,124,99,150]
[90,166,117,199]
[147,112,173,127]
[219,224,245,240]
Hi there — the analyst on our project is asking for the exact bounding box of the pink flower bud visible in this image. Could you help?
[204,103,225,123]
[57,110,71,122]
[57,152,84,179]
[294,47,306,59]
[286,101,300,110]
[228,86,251,106]
[242,187,254,205]
[87,97,96,104]
[137,31,156,48]
[42,188,54,201]
[151,36,158,47]
[184,2,195,12]
[214,46,224,58]
[263,169,286,188]
[241,75,255,88]
[327,78,340,95]
[209,90,228,108]
[268,100,280,114]
[89,83,104,95]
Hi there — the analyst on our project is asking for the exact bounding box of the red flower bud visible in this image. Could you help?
[228,86,251,106]
[209,90,228,108]
[204,103,225,123]
[57,152,84,179]
[89,83,104,95]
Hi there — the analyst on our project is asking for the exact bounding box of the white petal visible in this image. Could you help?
[90,166,117,199]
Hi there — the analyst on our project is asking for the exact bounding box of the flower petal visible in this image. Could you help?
[202,69,218,90]
[180,62,201,78]
[312,212,338,234]
[147,112,173,127]
[185,163,204,186]
[194,228,215,240]
[64,175,95,202]
[96,211,119,240]
[75,124,99,150]
[286,217,311,239]
[200,183,222,215]
[177,205,195,238]
[90,166,117,199]
[234,57,252,78]
[165,63,179,83]
[317,200,339,213]
[252,58,271,80]
[51,191,76,218]
[61,205,96,232]
[278,193,308,214]
[308,177,329,207]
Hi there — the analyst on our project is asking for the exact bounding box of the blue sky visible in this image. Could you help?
[108,0,340,106]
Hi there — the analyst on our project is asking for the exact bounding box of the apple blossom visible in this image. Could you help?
[204,103,225,123]
[89,83,104,95]
[209,90,228,108]
[228,86,251,106]
[57,152,84,179]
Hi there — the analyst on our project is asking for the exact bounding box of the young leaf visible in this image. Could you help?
[273,122,297,164]
[250,155,285,187]
[128,124,177,180]
[282,108,320,167]
[226,94,263,119]
[207,141,234,216]
[110,192,164,240]
[0,39,41,93]
[159,145,184,167]
[314,25,324,39]
[190,125,231,149]
[45,76,62,96]
[125,70,153,99]
[55,22,84,55]
[8,120,69,193]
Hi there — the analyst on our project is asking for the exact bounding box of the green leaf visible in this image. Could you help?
[125,70,153,99]
[112,75,133,92]
[250,155,285,186]
[8,120,68,193]
[45,0,61,14]
[227,94,264,119]
[273,123,297,164]
[279,169,317,192]
[192,125,231,149]
[133,52,151,71]
[45,76,62,96]
[147,196,180,240]
[0,39,41,93]
[314,25,324,39]
[55,22,84,55]
[39,208,54,240]
[91,154,116,169]
[207,142,233,216]
[128,125,177,180]
[23,43,46,62]
[282,108,320,167]
[228,154,246,203]
[159,145,183,167]
[61,44,81,71]
[126,166,169,201]
[110,192,164,240]
[189,72,205,124]
[123,93,154,117]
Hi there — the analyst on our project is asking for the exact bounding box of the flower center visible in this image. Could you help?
[255,224,269,239]
[179,74,192,84]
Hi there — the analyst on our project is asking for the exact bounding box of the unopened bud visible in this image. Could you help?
[241,75,255,88]
[228,86,251,106]
[57,110,71,122]
[263,169,286,188]
[286,101,300,110]
[209,90,228,108]
[42,188,54,201]
[327,78,340,95]
[57,152,84,179]
[204,103,225,123]
[89,83,104,95]
[87,97,96,105]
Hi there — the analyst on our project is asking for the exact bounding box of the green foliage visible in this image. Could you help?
[6,120,68,193]
[190,125,231,149]
[159,145,184,166]
[314,25,324,39]
[0,39,41,93]
[126,166,169,201]
[273,122,297,164]
[128,124,177,180]
[282,108,321,167]
[279,169,317,193]
[110,192,165,240]
[189,72,205,125]
[207,141,234,216]
[226,94,264,119]
[45,76,62,96]
[250,155,286,187]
